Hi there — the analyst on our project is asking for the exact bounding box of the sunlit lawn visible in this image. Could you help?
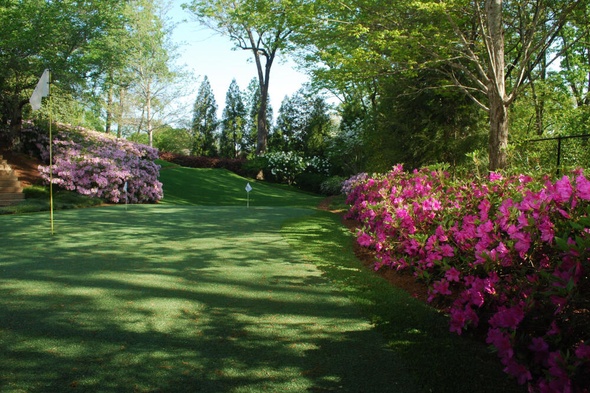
[0,165,523,392]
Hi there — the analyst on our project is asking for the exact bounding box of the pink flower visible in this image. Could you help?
[503,359,532,385]
[553,176,573,203]
[487,328,514,359]
[575,343,590,361]
[445,267,461,282]
[575,174,590,200]
[432,279,452,296]
[357,232,373,247]
[489,172,503,182]
[489,304,525,329]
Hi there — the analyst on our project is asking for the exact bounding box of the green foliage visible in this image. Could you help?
[367,71,487,172]
[191,76,218,156]
[270,85,334,158]
[320,176,346,196]
[0,0,126,114]
[260,151,308,184]
[220,79,246,158]
[152,126,192,155]
[0,186,103,215]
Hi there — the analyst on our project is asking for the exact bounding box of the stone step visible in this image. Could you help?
[0,155,25,206]
[0,186,23,193]
[0,171,17,179]
[0,178,20,186]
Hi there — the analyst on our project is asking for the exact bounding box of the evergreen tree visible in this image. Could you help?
[271,85,331,157]
[191,76,218,156]
[220,79,246,158]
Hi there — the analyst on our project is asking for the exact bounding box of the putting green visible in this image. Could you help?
[0,205,416,392]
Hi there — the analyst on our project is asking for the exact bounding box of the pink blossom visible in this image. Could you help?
[487,328,514,360]
[553,176,573,203]
[489,304,525,329]
[489,172,503,182]
[357,232,373,247]
[445,267,461,282]
[575,343,590,360]
[575,174,590,200]
[503,358,532,385]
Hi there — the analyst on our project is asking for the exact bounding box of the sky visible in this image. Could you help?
[168,1,311,117]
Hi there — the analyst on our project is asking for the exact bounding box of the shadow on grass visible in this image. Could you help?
[0,205,414,392]
[282,211,526,393]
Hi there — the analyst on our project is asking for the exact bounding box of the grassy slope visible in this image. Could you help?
[0,163,523,392]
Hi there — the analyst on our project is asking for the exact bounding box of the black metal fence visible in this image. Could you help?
[525,134,590,175]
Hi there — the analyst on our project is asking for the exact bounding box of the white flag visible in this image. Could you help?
[29,69,50,111]
[123,181,128,193]
[245,183,252,192]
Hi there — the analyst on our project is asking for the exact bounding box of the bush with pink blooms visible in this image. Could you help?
[345,165,589,392]
[27,123,163,203]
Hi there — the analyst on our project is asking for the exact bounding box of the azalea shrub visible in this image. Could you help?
[345,165,589,392]
[27,123,163,203]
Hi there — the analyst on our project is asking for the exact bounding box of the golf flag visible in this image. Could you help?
[30,69,50,111]
[245,182,252,208]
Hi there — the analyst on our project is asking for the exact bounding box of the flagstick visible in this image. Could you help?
[48,70,54,235]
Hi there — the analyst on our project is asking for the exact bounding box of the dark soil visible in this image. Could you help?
[317,195,431,304]
[0,149,43,187]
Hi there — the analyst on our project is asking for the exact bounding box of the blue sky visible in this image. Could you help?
[169,1,310,115]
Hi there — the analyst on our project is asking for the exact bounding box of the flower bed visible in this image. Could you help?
[345,165,589,392]
[31,124,162,203]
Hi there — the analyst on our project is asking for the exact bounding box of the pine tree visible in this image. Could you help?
[220,79,246,158]
[272,85,331,157]
[191,76,218,156]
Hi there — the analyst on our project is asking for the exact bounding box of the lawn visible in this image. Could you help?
[0,165,523,392]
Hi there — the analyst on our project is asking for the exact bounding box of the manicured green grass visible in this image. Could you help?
[283,212,525,392]
[0,205,408,392]
[0,165,524,392]
[158,164,322,207]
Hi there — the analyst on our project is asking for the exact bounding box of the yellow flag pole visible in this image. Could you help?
[48,70,54,235]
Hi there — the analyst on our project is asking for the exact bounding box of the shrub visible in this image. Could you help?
[26,123,163,204]
[320,176,346,196]
[294,172,326,194]
[159,152,246,175]
[346,165,590,392]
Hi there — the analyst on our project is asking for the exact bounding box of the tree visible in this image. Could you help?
[0,0,126,145]
[183,0,297,155]
[242,78,273,158]
[294,0,586,170]
[191,76,218,156]
[220,79,246,158]
[271,85,332,157]
[125,0,180,147]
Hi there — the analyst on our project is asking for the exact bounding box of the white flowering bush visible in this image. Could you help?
[30,124,163,203]
[262,151,308,184]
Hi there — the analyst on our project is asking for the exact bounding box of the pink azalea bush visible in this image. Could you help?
[30,124,163,203]
[345,165,589,392]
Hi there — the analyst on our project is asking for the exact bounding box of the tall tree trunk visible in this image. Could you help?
[488,89,509,170]
[486,0,508,171]
[147,79,153,147]
[117,87,126,138]
[106,83,113,134]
